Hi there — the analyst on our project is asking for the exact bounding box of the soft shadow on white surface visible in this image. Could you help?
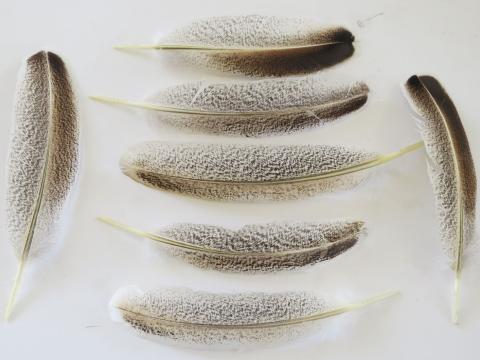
[0,0,479,359]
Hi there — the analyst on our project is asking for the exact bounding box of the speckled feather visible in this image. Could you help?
[120,142,377,201]
[159,15,354,76]
[156,221,365,272]
[146,77,368,136]
[111,287,326,348]
[6,51,79,259]
[404,75,476,260]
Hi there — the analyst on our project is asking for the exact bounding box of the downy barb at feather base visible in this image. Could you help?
[98,217,365,272]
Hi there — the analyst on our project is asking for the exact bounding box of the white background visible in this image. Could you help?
[0,0,479,359]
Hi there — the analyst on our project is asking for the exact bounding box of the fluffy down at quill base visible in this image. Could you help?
[5,51,79,319]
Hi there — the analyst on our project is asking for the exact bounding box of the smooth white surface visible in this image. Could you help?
[0,0,479,359]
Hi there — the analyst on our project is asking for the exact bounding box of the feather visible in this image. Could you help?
[111,286,398,349]
[90,77,369,137]
[120,141,423,201]
[404,75,476,324]
[114,15,355,76]
[4,51,79,320]
[98,217,365,272]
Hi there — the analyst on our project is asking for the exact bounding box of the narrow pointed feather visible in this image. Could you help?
[111,287,398,348]
[115,15,355,76]
[404,75,476,323]
[99,217,365,272]
[4,51,79,320]
[91,77,368,136]
[120,142,422,201]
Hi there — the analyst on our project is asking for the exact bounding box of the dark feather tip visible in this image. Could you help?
[332,27,355,43]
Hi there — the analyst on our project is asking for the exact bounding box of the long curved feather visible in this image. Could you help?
[90,77,368,136]
[120,142,422,201]
[111,287,398,348]
[4,51,79,320]
[114,15,355,76]
[404,75,476,323]
[98,217,365,272]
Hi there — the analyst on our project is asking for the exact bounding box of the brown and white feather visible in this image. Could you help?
[145,77,368,136]
[119,15,355,76]
[404,75,476,261]
[120,142,377,201]
[5,51,79,318]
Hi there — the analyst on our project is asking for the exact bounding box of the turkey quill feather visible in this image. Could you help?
[120,142,422,201]
[98,217,365,272]
[404,75,476,323]
[111,287,398,348]
[90,77,369,136]
[4,51,79,320]
[114,15,355,76]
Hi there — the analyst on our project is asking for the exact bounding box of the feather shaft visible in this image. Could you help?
[113,42,344,52]
[453,204,464,324]
[89,93,367,117]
